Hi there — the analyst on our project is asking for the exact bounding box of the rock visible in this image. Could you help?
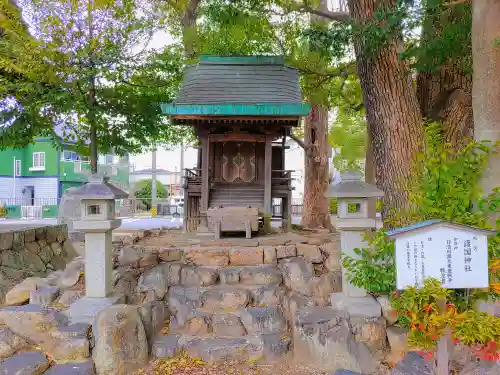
[182,336,252,363]
[219,268,241,284]
[247,333,291,362]
[377,295,398,325]
[59,290,85,306]
[386,327,408,353]
[51,242,62,256]
[171,309,211,335]
[211,314,246,338]
[167,286,202,313]
[137,264,174,301]
[0,327,28,359]
[276,245,296,259]
[5,277,51,306]
[0,305,63,347]
[320,242,341,272]
[138,253,158,268]
[44,360,95,375]
[62,241,79,261]
[307,273,341,303]
[279,258,313,294]
[330,294,382,317]
[152,335,180,358]
[239,265,282,285]
[118,247,140,267]
[47,337,90,361]
[263,246,277,264]
[25,242,40,255]
[229,247,264,265]
[46,227,58,244]
[158,249,182,262]
[281,292,316,325]
[59,263,83,289]
[50,323,92,340]
[185,247,229,266]
[391,352,433,375]
[457,361,500,375]
[29,286,60,305]
[451,342,472,368]
[331,371,365,375]
[1,249,46,273]
[93,305,148,375]
[293,307,376,373]
[201,287,250,311]
[181,266,218,286]
[349,316,387,357]
[240,307,286,334]
[250,286,285,306]
[297,244,322,263]
[0,232,14,251]
[114,274,138,304]
[0,351,50,375]
[138,301,169,351]
[35,228,46,241]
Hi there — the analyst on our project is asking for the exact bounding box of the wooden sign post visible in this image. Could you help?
[388,220,494,375]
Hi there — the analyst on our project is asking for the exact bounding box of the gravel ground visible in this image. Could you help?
[133,353,392,375]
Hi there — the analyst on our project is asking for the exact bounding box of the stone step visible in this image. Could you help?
[168,285,286,315]
[174,263,283,286]
[169,306,287,337]
[152,332,291,363]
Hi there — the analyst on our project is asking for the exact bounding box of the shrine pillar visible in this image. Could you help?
[199,135,210,232]
[264,134,273,215]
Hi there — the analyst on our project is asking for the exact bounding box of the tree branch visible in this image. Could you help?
[290,133,306,149]
[298,4,350,22]
[442,0,470,6]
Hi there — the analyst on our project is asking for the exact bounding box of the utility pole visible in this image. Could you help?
[151,149,157,216]
[180,142,184,197]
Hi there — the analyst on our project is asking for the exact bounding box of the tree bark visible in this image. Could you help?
[301,104,334,230]
[181,0,201,60]
[416,5,473,150]
[472,0,500,223]
[301,0,333,231]
[347,0,424,226]
[365,128,377,220]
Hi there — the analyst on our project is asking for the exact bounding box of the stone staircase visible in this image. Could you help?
[147,235,353,366]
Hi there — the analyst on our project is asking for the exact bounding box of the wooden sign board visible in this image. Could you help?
[209,133,265,142]
[388,221,491,290]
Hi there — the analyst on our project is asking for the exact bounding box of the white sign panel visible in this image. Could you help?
[395,226,489,289]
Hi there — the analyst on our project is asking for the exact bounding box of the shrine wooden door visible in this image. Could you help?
[221,142,256,183]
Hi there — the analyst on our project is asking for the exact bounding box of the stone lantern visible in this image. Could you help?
[325,171,384,297]
[73,175,128,298]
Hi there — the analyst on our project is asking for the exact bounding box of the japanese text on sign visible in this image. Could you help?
[394,226,489,289]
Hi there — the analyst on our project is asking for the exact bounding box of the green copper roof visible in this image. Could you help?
[161,55,309,117]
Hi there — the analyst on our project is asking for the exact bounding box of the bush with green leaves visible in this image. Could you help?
[342,122,500,300]
[134,179,167,209]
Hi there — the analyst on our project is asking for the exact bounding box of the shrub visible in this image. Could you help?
[134,179,167,209]
[0,205,5,218]
[342,122,500,301]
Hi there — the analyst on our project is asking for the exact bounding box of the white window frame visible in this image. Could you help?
[14,160,21,176]
[30,152,46,171]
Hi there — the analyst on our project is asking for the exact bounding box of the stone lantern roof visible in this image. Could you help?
[325,171,384,198]
[71,175,128,200]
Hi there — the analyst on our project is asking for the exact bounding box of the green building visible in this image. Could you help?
[0,138,130,217]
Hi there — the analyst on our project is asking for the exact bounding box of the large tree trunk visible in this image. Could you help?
[181,0,201,60]
[417,5,473,150]
[301,104,333,230]
[347,0,424,226]
[301,0,333,230]
[472,0,500,224]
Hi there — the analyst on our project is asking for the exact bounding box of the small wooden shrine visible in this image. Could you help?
[161,55,310,235]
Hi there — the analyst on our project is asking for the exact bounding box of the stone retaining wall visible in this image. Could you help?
[0,225,77,304]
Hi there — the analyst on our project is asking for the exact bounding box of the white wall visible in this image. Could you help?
[0,177,58,205]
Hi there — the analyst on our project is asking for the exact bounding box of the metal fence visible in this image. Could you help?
[0,198,60,219]
[116,198,184,217]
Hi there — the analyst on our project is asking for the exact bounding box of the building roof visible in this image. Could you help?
[161,55,310,117]
[387,220,495,238]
